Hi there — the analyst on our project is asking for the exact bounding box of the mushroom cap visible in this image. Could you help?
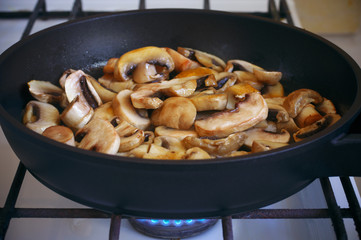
[114,46,175,83]
[42,125,75,146]
[194,92,268,138]
[151,97,197,130]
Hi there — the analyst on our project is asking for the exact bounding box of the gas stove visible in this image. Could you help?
[1,0,361,239]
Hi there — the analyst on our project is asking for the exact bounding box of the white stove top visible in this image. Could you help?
[1,1,361,239]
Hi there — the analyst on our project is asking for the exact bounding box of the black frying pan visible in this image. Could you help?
[0,9,361,218]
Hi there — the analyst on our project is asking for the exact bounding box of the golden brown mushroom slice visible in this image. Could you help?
[154,126,198,140]
[75,118,120,154]
[194,92,268,138]
[42,125,75,146]
[114,46,175,83]
[243,128,290,147]
[151,97,197,130]
[23,100,60,134]
[182,132,247,156]
[163,47,201,72]
[251,140,289,153]
[177,47,226,72]
[283,88,323,118]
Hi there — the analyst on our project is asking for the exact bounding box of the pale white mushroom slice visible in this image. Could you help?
[23,100,60,134]
[28,80,68,108]
[178,47,226,72]
[59,69,76,89]
[163,47,201,72]
[283,88,323,118]
[42,125,75,146]
[86,74,117,102]
[127,144,151,158]
[75,118,120,154]
[154,126,198,140]
[194,92,268,138]
[183,147,212,160]
[112,89,151,130]
[243,128,290,147]
[182,132,246,156]
[64,70,102,109]
[114,46,175,83]
[293,114,341,142]
[151,97,197,130]
[294,104,323,128]
[60,96,94,131]
[251,140,289,153]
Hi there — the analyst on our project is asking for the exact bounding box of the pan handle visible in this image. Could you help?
[321,132,361,177]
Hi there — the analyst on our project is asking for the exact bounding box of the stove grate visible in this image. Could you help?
[1,0,361,239]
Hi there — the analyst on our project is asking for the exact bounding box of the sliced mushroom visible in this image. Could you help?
[163,47,201,72]
[232,71,263,90]
[103,58,118,74]
[224,59,263,73]
[111,116,138,136]
[265,99,290,123]
[175,66,217,79]
[117,129,145,152]
[93,102,114,121]
[114,46,175,83]
[143,131,155,144]
[127,144,151,158]
[28,80,68,108]
[243,128,290,147]
[262,82,284,98]
[153,136,186,153]
[183,147,212,159]
[283,89,323,118]
[182,132,246,156]
[251,140,288,153]
[143,144,184,160]
[151,97,197,130]
[294,104,323,128]
[130,76,199,109]
[190,92,228,111]
[226,151,249,157]
[276,118,300,135]
[178,47,226,72]
[98,74,135,92]
[226,82,260,109]
[214,72,237,92]
[112,89,151,130]
[64,70,102,109]
[42,125,75,146]
[23,100,60,134]
[75,118,120,154]
[316,98,337,115]
[161,78,197,97]
[86,75,117,103]
[293,114,341,142]
[194,92,268,138]
[59,69,76,89]
[225,60,282,85]
[253,68,282,85]
[60,96,94,131]
[154,126,198,140]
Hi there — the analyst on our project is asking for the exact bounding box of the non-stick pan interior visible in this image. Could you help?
[0,9,358,121]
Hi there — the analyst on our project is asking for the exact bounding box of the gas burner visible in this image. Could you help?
[129,218,218,239]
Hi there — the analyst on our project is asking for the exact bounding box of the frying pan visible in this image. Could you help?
[0,9,360,219]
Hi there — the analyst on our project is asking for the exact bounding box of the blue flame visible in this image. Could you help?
[135,218,209,227]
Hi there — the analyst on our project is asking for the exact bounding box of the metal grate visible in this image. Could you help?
[1,0,361,239]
